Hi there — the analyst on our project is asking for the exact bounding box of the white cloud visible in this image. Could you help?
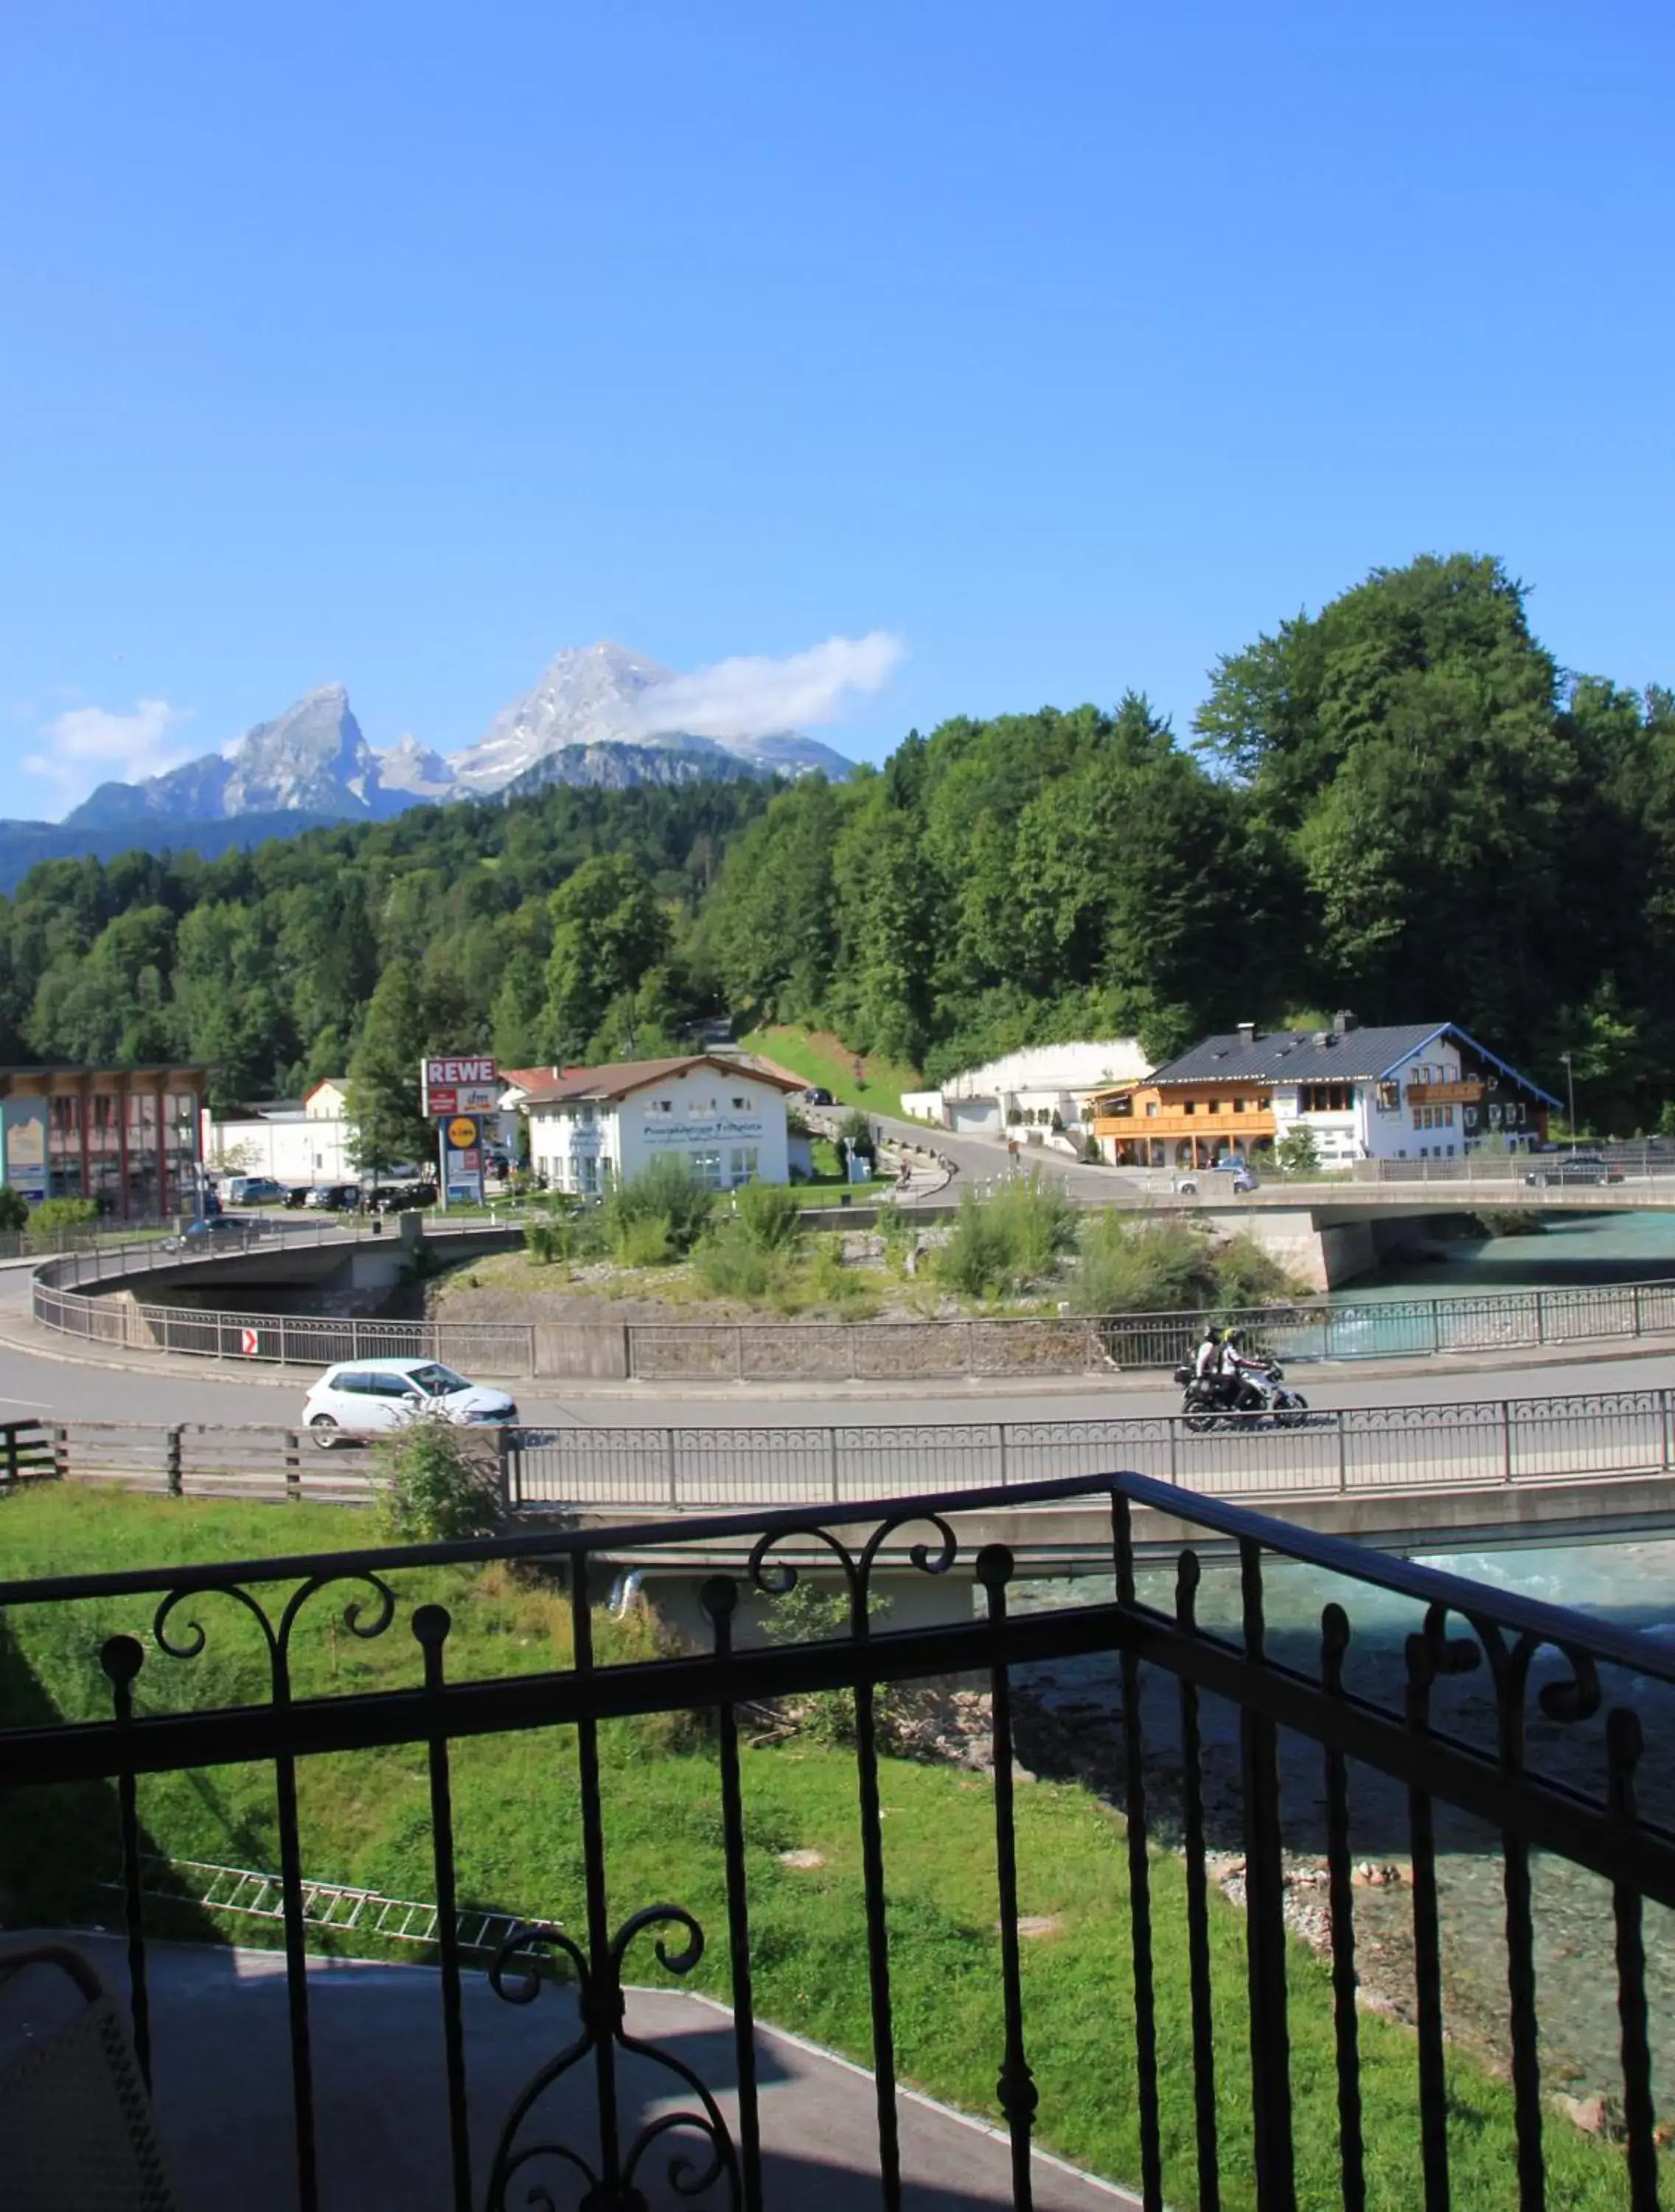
[21,698,195,812]
[633,631,904,740]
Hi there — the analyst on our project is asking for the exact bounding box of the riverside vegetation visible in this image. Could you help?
[0,1481,1643,2211]
[7,554,1675,1165]
[444,1169,1305,1325]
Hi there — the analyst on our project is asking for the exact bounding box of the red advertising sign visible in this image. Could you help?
[421,1056,500,1116]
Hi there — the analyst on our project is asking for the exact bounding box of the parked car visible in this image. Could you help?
[161,1215,258,1251]
[801,1087,833,1107]
[224,1175,288,1206]
[304,1183,360,1210]
[1176,1160,1258,1196]
[302,1358,518,1447]
[1525,1153,1624,1189]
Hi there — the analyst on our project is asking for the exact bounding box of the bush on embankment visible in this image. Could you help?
[934,1179,1309,1312]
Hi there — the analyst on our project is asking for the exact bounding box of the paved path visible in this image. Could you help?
[4,1934,1134,2210]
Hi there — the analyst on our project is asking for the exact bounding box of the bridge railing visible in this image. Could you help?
[1,1472,1671,2208]
[31,1256,1675,1379]
[13,1385,1675,1508]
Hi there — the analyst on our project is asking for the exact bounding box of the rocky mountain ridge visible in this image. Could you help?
[58,641,854,835]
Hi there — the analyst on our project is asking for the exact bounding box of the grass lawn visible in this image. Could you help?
[739,1024,924,1124]
[0,1485,1640,2211]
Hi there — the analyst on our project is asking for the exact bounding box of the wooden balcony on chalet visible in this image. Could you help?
[1404,1079,1485,1105]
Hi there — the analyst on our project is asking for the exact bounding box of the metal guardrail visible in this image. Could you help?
[1354,1147,1675,1183]
[31,1248,1675,1380]
[14,1385,1675,1509]
[1,1473,1671,2208]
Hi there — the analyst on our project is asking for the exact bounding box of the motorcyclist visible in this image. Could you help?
[1217,1329,1270,1410]
[1191,1324,1222,1389]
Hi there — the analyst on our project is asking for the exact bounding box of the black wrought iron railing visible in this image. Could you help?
[1,1472,1672,2208]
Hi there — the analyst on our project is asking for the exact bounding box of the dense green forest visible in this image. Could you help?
[4,552,1672,1130]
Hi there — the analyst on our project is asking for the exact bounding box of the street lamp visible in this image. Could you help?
[1559,1051,1576,1155]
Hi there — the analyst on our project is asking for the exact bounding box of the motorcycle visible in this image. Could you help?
[1173,1357,1309,1431]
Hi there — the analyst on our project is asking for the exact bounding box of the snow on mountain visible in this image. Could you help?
[376,731,458,800]
[49,641,855,836]
[65,686,393,830]
[450,640,855,792]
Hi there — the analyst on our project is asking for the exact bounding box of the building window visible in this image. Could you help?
[689,1150,723,1188]
[48,1096,83,1200]
[691,1097,717,1114]
[1233,1099,1245,1114]
[1376,1081,1399,1113]
[647,1099,673,1116]
[1302,1082,1353,1114]
[731,1095,750,1110]
[729,1147,759,1185]
[1182,1102,1196,1116]
[1144,1103,1157,1119]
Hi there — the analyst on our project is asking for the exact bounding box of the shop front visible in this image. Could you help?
[0,1066,209,1220]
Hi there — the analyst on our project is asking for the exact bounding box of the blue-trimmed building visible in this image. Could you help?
[1093,1015,1559,1170]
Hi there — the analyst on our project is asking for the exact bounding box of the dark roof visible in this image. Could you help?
[1146,1023,1561,1105]
[519,1054,807,1107]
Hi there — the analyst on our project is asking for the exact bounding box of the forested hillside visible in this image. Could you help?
[4,554,1673,1127]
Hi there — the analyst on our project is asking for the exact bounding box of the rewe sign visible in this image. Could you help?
[420,1056,501,1116]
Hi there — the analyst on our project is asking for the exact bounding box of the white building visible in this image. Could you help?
[903,1037,1148,1150]
[1136,1020,1559,1170]
[520,1055,804,1196]
[202,1079,358,1186]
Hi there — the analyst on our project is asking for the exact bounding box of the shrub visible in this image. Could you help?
[605,1155,714,1256]
[933,1172,1079,1298]
[732,1180,803,1252]
[0,1189,28,1232]
[1273,1127,1321,1177]
[614,1213,673,1267]
[803,1239,880,1312]
[30,1197,98,1234]
[1211,1232,1305,1311]
[751,1578,899,1746]
[376,1413,502,1543]
[692,1225,780,1302]
[524,1219,574,1267]
[1070,1214,1214,1315]
[838,1107,877,1164]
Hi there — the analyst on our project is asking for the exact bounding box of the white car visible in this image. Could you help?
[302,1357,518,1447]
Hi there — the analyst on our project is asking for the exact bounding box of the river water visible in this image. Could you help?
[1019,1214,1675,2102]
[1020,1536,1675,2104]
[1343,1204,1675,1297]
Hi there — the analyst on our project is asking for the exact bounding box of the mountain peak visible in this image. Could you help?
[450,639,852,792]
[53,639,855,840]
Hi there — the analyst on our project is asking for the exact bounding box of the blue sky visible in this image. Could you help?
[1,1,1671,812]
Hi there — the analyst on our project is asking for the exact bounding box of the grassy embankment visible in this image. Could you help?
[0,1484,1638,2211]
[450,1174,1308,1323]
[737,1023,923,1124]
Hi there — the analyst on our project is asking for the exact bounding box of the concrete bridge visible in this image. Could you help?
[1161,1178,1675,1287]
[580,1464,1675,1646]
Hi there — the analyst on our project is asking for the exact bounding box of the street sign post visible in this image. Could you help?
[421,1057,498,1210]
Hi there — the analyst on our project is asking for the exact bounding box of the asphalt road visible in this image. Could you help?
[3,1267,1672,1431]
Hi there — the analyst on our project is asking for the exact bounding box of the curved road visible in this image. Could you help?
[5,1265,1674,1432]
